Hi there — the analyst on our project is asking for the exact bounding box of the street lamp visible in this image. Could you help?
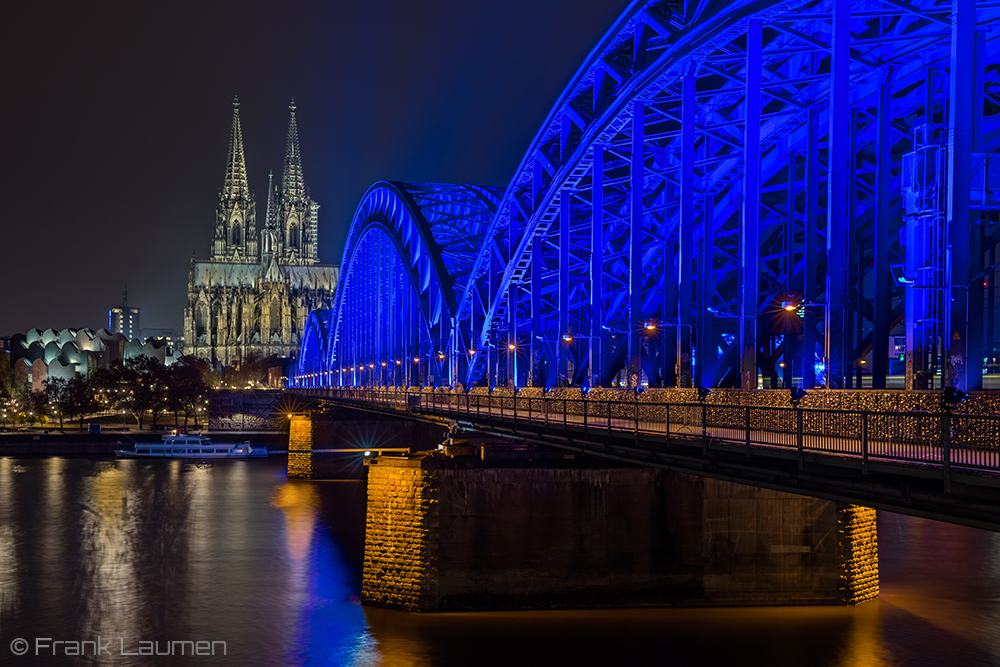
[781,300,849,389]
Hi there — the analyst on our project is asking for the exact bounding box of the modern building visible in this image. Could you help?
[9,327,182,391]
[109,288,141,340]
[183,98,338,369]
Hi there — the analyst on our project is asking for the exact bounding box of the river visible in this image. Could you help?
[0,455,998,666]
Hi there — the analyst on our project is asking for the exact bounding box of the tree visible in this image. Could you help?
[26,390,49,426]
[0,351,13,398]
[45,377,69,428]
[63,376,98,430]
[95,356,169,430]
[168,356,210,428]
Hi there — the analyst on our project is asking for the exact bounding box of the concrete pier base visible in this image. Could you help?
[362,453,878,612]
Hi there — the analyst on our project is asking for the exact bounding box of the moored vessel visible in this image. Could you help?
[115,433,267,459]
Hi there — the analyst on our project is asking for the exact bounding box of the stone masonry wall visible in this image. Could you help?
[362,455,879,612]
[838,505,879,604]
[363,456,439,611]
[700,478,842,605]
[287,414,315,479]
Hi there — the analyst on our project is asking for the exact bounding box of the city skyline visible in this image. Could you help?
[1,0,625,335]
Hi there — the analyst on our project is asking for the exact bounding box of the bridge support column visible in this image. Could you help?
[287,412,315,479]
[362,453,878,612]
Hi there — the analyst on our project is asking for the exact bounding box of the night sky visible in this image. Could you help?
[1,0,627,336]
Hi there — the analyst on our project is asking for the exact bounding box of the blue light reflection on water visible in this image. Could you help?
[271,480,377,666]
[2,456,1000,666]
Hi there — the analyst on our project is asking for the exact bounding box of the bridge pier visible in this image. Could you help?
[362,452,878,612]
[287,413,315,479]
[285,408,446,479]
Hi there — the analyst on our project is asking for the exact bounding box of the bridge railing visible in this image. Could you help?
[300,388,1000,474]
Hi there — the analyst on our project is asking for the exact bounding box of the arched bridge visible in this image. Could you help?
[298,0,1000,394]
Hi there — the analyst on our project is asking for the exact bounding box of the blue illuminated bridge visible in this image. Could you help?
[299,0,1000,393]
[290,0,1000,529]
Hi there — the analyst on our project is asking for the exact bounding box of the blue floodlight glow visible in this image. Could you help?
[297,0,997,394]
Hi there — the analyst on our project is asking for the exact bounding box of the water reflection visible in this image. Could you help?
[2,457,1000,666]
[0,458,20,625]
[76,461,139,644]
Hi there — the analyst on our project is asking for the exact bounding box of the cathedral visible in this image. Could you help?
[183,98,338,369]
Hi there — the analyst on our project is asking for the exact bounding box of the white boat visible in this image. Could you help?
[115,433,268,459]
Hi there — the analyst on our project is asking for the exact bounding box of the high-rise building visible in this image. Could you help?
[109,288,141,340]
[183,97,338,368]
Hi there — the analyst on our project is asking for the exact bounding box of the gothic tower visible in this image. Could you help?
[211,96,258,263]
[271,99,318,266]
[184,96,337,371]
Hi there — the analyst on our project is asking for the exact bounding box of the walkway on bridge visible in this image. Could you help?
[297,387,1000,532]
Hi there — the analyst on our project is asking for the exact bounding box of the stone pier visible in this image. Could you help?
[362,452,878,612]
[286,408,447,479]
[287,413,316,478]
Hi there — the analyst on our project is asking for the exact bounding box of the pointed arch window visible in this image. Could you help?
[196,303,209,337]
[270,299,281,337]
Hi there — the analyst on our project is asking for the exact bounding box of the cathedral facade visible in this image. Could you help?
[183,98,338,369]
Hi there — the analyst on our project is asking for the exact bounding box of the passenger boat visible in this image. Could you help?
[115,433,268,459]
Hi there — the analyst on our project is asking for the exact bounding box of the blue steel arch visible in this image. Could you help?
[297,309,331,387]
[301,0,1000,393]
[324,181,499,387]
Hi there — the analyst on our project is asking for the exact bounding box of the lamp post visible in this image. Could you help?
[506,341,517,388]
[786,300,847,389]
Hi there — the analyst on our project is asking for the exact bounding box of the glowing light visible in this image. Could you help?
[468,349,476,355]
[412,357,420,362]
[782,301,798,312]
[562,334,573,343]
[644,322,656,331]
[508,343,516,351]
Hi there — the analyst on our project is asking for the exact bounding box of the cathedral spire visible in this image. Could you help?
[280,99,306,202]
[212,96,258,263]
[222,95,250,200]
[264,170,276,228]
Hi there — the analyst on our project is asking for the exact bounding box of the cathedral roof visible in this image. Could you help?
[280,99,306,203]
[221,96,250,201]
[191,260,338,290]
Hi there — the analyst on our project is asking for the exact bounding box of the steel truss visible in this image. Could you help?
[298,0,1000,392]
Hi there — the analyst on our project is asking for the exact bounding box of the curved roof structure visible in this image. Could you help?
[301,0,1000,392]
